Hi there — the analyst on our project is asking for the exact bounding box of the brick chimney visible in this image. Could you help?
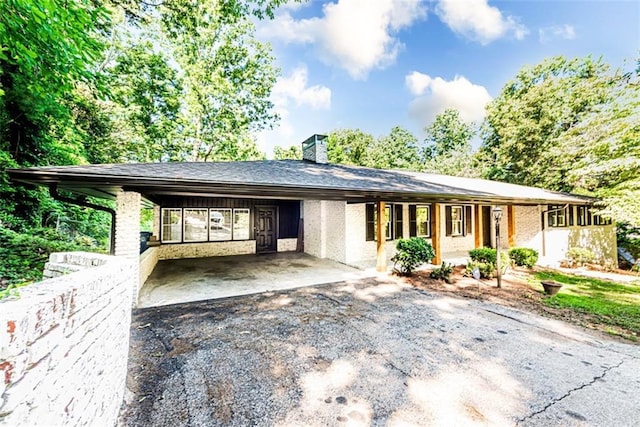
[302,134,328,164]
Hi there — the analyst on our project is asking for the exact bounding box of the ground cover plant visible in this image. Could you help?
[533,270,640,339]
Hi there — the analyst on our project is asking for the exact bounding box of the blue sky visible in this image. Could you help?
[254,0,639,156]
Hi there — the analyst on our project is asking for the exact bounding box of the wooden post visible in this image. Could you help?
[474,205,482,248]
[376,201,386,272]
[508,205,515,248]
[431,203,441,265]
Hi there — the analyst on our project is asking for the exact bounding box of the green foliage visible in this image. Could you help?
[0,281,28,300]
[466,261,496,279]
[391,238,435,275]
[422,109,480,177]
[367,126,420,170]
[327,129,373,166]
[0,227,98,287]
[534,270,640,339]
[273,145,302,160]
[469,247,497,264]
[479,56,613,191]
[566,247,596,265]
[430,262,454,283]
[509,247,539,268]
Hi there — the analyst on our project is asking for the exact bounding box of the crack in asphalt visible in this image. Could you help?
[515,359,626,425]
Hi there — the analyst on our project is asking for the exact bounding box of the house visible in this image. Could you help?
[8,134,617,296]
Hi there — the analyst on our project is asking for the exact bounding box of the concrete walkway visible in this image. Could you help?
[138,252,375,308]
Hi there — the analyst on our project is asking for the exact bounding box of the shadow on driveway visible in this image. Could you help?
[120,277,640,426]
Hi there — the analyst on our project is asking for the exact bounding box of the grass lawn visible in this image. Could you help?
[532,270,640,340]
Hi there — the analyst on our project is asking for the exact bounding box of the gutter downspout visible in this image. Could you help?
[540,204,570,258]
[49,184,116,255]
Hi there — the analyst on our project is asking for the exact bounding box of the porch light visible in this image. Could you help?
[493,206,503,288]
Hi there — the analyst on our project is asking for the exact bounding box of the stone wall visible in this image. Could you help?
[158,240,256,260]
[0,252,135,426]
[276,238,298,252]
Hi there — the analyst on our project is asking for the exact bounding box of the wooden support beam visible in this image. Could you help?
[376,201,386,272]
[508,205,515,247]
[474,205,482,248]
[431,203,441,265]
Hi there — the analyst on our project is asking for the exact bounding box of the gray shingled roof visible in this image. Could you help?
[8,160,591,205]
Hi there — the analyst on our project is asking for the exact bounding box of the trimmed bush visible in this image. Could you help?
[469,247,497,264]
[465,261,496,279]
[566,247,596,266]
[509,247,539,268]
[392,237,435,275]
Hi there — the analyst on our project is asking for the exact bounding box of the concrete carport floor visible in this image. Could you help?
[137,252,374,307]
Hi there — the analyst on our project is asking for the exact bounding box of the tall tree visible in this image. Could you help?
[563,59,640,225]
[422,108,478,177]
[326,129,374,166]
[273,145,301,160]
[478,56,612,191]
[367,126,420,170]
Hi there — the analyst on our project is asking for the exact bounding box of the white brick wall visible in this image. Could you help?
[514,205,542,250]
[158,240,256,260]
[0,252,134,426]
[277,238,298,252]
[303,200,347,262]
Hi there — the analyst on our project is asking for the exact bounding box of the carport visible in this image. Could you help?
[137,252,374,307]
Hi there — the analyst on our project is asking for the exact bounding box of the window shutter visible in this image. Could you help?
[366,204,374,241]
[409,205,417,237]
[465,206,472,235]
[394,204,403,239]
[445,205,452,236]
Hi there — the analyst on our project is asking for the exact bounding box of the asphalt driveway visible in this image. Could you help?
[120,277,640,426]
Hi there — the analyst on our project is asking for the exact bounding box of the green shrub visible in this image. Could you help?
[509,247,539,268]
[469,247,497,264]
[566,247,596,266]
[430,262,454,283]
[0,227,98,289]
[391,237,435,275]
[465,261,496,279]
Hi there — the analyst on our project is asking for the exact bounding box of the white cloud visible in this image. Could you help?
[405,71,433,96]
[406,74,492,125]
[539,24,577,43]
[258,0,427,79]
[256,66,331,156]
[436,0,528,45]
[272,66,332,110]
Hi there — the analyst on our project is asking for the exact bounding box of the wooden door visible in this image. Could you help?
[482,206,492,247]
[256,207,277,254]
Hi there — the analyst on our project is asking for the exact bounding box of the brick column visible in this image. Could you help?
[152,205,161,239]
[115,190,141,305]
[376,201,386,272]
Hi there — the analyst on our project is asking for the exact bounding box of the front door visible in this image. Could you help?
[482,206,492,247]
[255,207,277,254]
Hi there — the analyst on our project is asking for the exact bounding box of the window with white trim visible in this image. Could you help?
[416,205,430,237]
[233,209,250,240]
[210,208,232,241]
[184,209,208,242]
[161,208,182,242]
[450,206,464,236]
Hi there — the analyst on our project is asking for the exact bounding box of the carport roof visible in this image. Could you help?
[8,159,591,205]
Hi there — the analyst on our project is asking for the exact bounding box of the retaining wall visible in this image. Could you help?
[0,252,135,426]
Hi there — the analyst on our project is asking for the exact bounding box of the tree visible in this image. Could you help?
[326,129,374,166]
[366,126,420,170]
[273,145,301,160]
[422,109,479,177]
[563,59,640,225]
[478,56,612,191]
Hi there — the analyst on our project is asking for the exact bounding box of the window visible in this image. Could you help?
[450,206,464,236]
[233,209,250,240]
[365,203,393,241]
[210,208,232,241]
[394,205,404,239]
[161,208,182,242]
[184,209,208,242]
[445,205,472,237]
[415,205,430,237]
[577,205,591,226]
[548,205,568,227]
